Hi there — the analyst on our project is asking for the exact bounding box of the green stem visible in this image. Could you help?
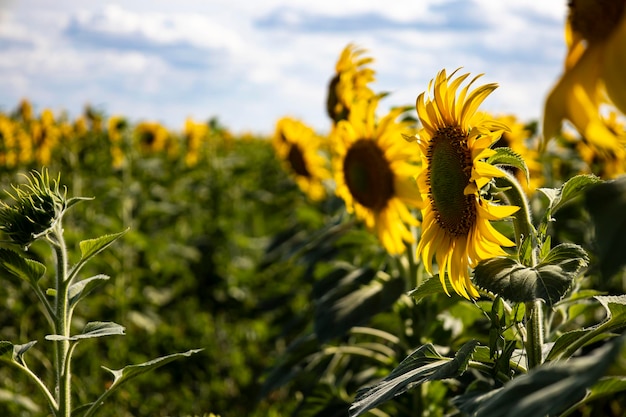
[525,300,545,369]
[496,169,545,369]
[51,224,71,417]
[494,171,535,251]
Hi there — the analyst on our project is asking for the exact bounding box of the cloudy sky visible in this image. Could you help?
[0,0,568,135]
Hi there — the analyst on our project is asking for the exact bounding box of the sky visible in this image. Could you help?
[0,0,568,136]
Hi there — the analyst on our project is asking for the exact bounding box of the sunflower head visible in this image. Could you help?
[414,69,519,299]
[332,96,422,255]
[272,117,330,202]
[543,0,626,154]
[568,0,626,44]
[326,44,376,125]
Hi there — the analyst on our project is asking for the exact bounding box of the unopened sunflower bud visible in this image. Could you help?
[0,169,66,247]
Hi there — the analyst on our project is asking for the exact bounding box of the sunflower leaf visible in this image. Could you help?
[0,248,46,286]
[78,229,128,266]
[473,244,588,306]
[538,174,601,222]
[349,340,478,417]
[453,336,624,417]
[408,274,453,303]
[487,147,529,185]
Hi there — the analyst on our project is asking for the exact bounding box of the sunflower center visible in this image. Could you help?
[287,144,310,177]
[344,139,394,211]
[569,0,626,43]
[427,126,476,236]
[326,74,349,123]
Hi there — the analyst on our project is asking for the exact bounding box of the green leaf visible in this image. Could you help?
[314,271,404,343]
[595,295,626,332]
[573,376,626,411]
[104,349,203,386]
[0,341,37,366]
[408,274,453,303]
[539,174,601,217]
[82,349,203,417]
[0,341,14,359]
[454,336,624,417]
[473,244,588,307]
[45,321,125,341]
[349,340,478,417]
[65,196,94,211]
[487,147,530,184]
[547,295,626,361]
[78,229,128,265]
[584,176,626,277]
[0,248,46,285]
[546,329,615,361]
[69,274,110,308]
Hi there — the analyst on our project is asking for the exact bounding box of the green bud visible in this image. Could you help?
[0,169,66,247]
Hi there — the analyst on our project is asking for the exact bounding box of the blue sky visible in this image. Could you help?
[0,0,567,135]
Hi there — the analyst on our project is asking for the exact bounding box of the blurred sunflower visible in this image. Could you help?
[135,121,169,154]
[184,117,208,167]
[568,111,626,178]
[413,69,519,299]
[332,96,422,255]
[543,0,626,153]
[326,44,376,125]
[272,117,330,202]
[492,114,544,192]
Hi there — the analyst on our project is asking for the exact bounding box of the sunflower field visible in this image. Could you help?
[2,2,626,417]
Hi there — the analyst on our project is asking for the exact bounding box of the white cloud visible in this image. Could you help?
[0,0,570,134]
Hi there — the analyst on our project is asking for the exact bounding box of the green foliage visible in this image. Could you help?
[474,243,589,307]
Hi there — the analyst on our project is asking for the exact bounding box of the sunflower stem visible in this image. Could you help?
[524,300,545,369]
[493,170,536,256]
[494,170,544,368]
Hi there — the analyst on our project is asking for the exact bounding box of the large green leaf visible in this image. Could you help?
[0,248,46,285]
[314,271,404,343]
[349,340,478,417]
[584,176,626,277]
[453,335,624,417]
[473,244,588,307]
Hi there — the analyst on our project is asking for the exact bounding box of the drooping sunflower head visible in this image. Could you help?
[272,117,331,202]
[332,96,423,255]
[543,0,626,154]
[568,0,626,46]
[326,44,376,125]
[414,69,519,299]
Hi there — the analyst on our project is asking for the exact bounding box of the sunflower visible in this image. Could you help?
[272,117,331,202]
[492,114,544,192]
[543,0,626,153]
[134,121,169,154]
[413,69,519,299]
[568,111,626,178]
[332,96,422,255]
[326,44,376,125]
